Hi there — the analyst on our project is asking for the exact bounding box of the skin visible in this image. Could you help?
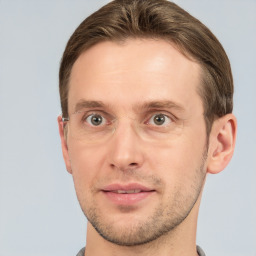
[58,39,237,256]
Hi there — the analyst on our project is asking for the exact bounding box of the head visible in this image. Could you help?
[58,0,236,248]
[59,0,233,136]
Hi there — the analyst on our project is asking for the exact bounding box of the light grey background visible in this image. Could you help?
[0,1,255,256]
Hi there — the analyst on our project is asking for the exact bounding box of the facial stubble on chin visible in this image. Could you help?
[78,148,208,247]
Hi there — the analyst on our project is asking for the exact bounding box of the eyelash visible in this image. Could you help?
[80,110,176,127]
[81,111,113,126]
[146,113,173,126]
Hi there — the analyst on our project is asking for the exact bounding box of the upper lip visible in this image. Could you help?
[102,183,155,192]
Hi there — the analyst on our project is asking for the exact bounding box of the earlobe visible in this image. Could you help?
[57,116,72,174]
[207,114,237,174]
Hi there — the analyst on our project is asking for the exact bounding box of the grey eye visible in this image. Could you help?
[87,114,104,126]
[148,114,172,126]
[153,114,166,125]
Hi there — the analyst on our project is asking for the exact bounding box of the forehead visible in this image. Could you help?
[68,39,203,115]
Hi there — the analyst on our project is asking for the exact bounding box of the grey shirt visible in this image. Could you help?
[76,247,85,256]
[76,245,206,256]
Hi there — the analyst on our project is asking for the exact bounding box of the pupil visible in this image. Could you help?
[154,114,165,125]
[91,115,102,126]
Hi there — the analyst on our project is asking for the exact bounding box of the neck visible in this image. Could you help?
[84,196,201,256]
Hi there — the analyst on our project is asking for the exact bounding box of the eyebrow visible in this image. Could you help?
[137,100,185,112]
[73,99,185,114]
[74,100,106,113]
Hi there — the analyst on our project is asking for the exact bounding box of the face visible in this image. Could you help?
[61,39,208,246]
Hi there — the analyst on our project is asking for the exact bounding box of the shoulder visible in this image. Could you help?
[76,247,85,256]
[197,245,206,256]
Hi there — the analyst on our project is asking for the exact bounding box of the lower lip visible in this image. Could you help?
[102,191,154,205]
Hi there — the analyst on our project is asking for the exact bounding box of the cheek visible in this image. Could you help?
[146,135,206,181]
[68,141,107,186]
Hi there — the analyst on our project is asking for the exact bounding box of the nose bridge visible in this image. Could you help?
[111,114,138,141]
[114,116,138,140]
[108,116,144,170]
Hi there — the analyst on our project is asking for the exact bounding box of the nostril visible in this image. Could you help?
[129,163,137,166]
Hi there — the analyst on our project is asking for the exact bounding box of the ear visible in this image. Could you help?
[207,114,237,174]
[57,116,72,174]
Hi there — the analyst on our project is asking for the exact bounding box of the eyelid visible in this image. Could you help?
[144,110,177,123]
[76,108,106,114]
[77,109,111,117]
[75,109,178,124]
[80,110,115,124]
[147,114,171,126]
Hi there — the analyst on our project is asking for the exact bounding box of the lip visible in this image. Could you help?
[103,183,154,192]
[101,183,156,205]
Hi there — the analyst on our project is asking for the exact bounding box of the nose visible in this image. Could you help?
[107,120,144,171]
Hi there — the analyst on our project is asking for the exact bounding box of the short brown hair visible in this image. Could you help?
[59,0,233,134]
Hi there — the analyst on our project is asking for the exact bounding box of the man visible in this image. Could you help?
[57,0,237,255]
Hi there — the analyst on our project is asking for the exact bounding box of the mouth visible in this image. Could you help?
[101,183,156,205]
[110,189,143,194]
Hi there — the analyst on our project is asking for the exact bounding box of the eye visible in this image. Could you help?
[85,114,106,126]
[148,114,172,126]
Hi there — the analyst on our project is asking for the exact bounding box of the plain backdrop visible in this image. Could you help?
[0,1,255,256]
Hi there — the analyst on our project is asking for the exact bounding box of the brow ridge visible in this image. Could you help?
[73,99,185,114]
